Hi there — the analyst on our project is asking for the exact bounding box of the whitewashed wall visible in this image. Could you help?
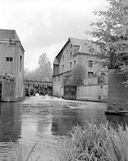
[77,84,108,102]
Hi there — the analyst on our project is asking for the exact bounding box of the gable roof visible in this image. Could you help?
[55,37,88,63]
[70,37,88,46]
[0,29,25,52]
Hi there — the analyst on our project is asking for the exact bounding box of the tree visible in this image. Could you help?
[90,0,128,69]
[24,53,52,81]
[72,65,86,86]
[37,53,52,81]
[89,0,128,110]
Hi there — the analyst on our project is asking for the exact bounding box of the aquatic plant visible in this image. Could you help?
[58,123,128,161]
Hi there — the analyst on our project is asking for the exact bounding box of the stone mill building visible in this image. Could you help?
[0,29,24,101]
[53,37,108,101]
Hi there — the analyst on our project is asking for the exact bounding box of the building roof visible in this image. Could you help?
[55,37,89,62]
[0,29,19,41]
[53,58,59,65]
[0,29,25,52]
[55,37,97,63]
[69,37,88,46]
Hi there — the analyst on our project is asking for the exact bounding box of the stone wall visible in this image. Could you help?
[108,69,128,110]
[2,78,16,101]
[77,84,108,102]
[53,84,63,97]
[0,29,24,101]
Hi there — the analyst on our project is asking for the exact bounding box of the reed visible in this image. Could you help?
[7,123,128,161]
[58,123,128,161]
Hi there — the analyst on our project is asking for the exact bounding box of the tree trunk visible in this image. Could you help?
[108,69,128,110]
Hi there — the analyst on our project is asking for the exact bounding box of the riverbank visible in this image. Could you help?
[59,123,128,161]
[8,122,128,161]
[0,95,107,160]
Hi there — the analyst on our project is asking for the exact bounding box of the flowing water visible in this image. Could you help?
[0,95,128,160]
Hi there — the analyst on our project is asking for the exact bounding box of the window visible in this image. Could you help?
[6,57,13,61]
[70,62,72,70]
[62,65,64,72]
[89,48,94,53]
[88,72,94,78]
[71,44,72,48]
[70,52,72,58]
[74,60,76,67]
[20,55,22,72]
[58,76,60,82]
[101,72,105,76]
[5,57,13,74]
[88,60,93,68]
[63,55,64,61]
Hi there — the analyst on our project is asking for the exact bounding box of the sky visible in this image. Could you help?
[0,0,107,71]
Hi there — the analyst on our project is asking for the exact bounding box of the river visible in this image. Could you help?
[0,95,128,161]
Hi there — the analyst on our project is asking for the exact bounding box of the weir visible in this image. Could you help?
[24,80,53,96]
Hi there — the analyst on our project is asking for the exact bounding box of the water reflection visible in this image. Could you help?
[106,114,128,129]
[51,108,107,135]
[0,102,21,142]
[1,97,128,160]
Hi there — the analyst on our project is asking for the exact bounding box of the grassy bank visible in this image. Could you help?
[58,123,128,161]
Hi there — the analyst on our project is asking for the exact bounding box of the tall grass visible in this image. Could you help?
[58,123,128,161]
[6,123,128,161]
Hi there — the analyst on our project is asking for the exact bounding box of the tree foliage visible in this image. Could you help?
[90,0,128,69]
[24,53,52,81]
[37,53,52,81]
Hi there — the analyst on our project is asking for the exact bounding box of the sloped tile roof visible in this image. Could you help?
[69,37,88,46]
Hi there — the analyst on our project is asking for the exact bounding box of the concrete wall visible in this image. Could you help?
[53,84,63,97]
[0,43,16,74]
[53,74,108,102]
[77,84,108,102]
[53,75,63,97]
[108,69,128,110]
[2,78,16,101]
[15,43,24,100]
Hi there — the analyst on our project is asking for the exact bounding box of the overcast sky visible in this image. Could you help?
[0,0,107,70]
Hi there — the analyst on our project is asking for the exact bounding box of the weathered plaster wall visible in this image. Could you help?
[2,78,16,101]
[0,29,24,101]
[53,75,63,97]
[77,84,108,102]
[15,43,24,100]
[108,69,128,110]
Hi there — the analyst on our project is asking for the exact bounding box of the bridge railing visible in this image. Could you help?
[24,79,53,87]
